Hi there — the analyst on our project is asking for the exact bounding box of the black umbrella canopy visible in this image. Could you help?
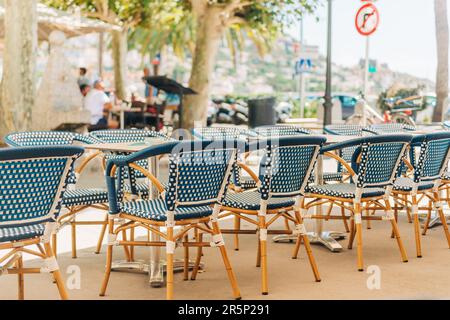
[143,76,197,95]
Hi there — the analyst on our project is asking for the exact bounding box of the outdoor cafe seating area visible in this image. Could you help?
[1,123,450,300]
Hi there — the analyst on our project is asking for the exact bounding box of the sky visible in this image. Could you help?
[287,0,441,81]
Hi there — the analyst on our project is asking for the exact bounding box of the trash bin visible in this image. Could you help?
[248,97,276,128]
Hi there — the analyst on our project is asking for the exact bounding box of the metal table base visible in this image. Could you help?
[111,259,204,288]
[273,231,346,252]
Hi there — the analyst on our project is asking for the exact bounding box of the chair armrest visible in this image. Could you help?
[237,162,261,185]
[75,151,104,175]
[128,163,165,193]
[323,152,357,178]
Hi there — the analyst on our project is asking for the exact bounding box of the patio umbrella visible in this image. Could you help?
[0,2,120,41]
[144,76,197,129]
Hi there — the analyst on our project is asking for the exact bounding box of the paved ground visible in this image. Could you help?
[1,155,450,300]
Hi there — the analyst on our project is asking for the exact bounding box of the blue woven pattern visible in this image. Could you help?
[364,123,416,135]
[223,191,295,210]
[90,129,170,143]
[306,184,385,199]
[393,177,434,191]
[358,142,405,187]
[252,125,311,137]
[4,131,76,147]
[62,189,108,206]
[0,158,69,225]
[121,198,212,221]
[166,149,235,208]
[265,145,317,196]
[421,139,450,180]
[0,224,45,242]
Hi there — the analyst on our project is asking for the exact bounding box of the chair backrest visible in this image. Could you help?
[257,136,325,199]
[351,135,412,188]
[5,131,101,147]
[89,129,171,143]
[443,121,450,130]
[0,147,84,228]
[363,123,416,135]
[412,132,450,183]
[324,124,364,136]
[165,140,237,210]
[5,131,77,147]
[251,125,312,138]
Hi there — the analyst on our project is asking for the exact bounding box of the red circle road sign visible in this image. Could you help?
[355,3,379,36]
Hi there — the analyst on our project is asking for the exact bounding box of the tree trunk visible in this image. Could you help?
[0,0,37,140]
[182,6,223,130]
[434,0,449,123]
[111,28,128,100]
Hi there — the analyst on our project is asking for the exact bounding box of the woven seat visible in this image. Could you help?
[0,224,46,243]
[223,191,295,211]
[323,172,345,182]
[393,177,434,192]
[121,199,213,221]
[306,183,385,199]
[62,189,109,206]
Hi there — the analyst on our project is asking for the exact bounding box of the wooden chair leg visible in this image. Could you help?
[211,221,241,300]
[191,232,203,281]
[341,205,350,233]
[43,242,68,300]
[292,235,302,259]
[234,215,240,251]
[95,213,109,254]
[434,191,450,248]
[422,199,432,235]
[256,232,261,268]
[130,227,135,262]
[52,233,57,257]
[365,209,372,230]
[354,202,364,271]
[295,211,320,281]
[412,195,422,258]
[258,212,269,295]
[348,217,356,250]
[386,199,408,263]
[71,217,77,259]
[405,194,412,223]
[183,234,189,281]
[17,255,24,300]
[166,226,175,300]
[99,218,114,297]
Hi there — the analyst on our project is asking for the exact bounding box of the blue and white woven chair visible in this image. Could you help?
[5,131,109,258]
[90,129,173,199]
[363,123,416,135]
[392,132,450,257]
[100,140,242,300]
[0,146,83,299]
[220,136,325,295]
[304,134,413,271]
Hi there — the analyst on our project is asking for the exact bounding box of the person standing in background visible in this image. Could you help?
[78,67,91,88]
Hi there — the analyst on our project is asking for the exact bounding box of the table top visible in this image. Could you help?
[85,138,170,153]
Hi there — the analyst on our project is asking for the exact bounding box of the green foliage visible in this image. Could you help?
[43,0,155,26]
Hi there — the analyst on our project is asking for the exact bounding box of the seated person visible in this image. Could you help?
[84,80,119,131]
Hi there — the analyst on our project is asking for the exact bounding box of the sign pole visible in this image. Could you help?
[362,36,370,126]
[299,18,306,118]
